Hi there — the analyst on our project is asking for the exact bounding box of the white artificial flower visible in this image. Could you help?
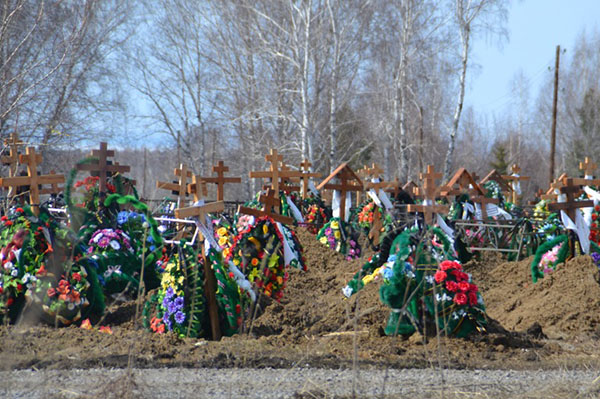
[3,261,13,270]
[109,240,121,250]
[342,285,353,298]
[11,269,18,277]
[93,234,102,243]
[425,275,435,285]
[452,312,459,320]
[158,225,167,233]
[142,221,149,229]
[22,273,31,283]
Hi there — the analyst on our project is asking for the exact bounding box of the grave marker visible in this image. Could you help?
[156,164,193,208]
[406,165,449,225]
[201,161,241,201]
[76,142,130,194]
[316,163,363,222]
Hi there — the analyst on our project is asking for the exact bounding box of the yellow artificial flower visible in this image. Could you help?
[223,248,230,258]
[362,274,374,285]
[249,268,259,282]
[165,262,174,272]
[263,224,269,235]
[217,227,228,237]
[177,276,184,284]
[248,236,261,250]
[334,230,341,239]
[218,237,228,247]
[233,258,240,266]
[331,220,339,229]
[277,276,283,285]
[319,236,328,244]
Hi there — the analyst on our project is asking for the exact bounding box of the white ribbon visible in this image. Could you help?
[367,189,382,207]
[332,190,351,222]
[463,203,475,220]
[275,222,298,266]
[308,180,319,196]
[560,210,590,254]
[286,196,304,222]
[511,174,522,195]
[436,214,454,243]
[378,189,394,210]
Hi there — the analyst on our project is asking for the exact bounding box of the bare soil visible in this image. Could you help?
[2,228,600,372]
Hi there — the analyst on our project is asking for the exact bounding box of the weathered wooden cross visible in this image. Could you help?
[502,164,529,205]
[156,164,193,208]
[355,165,370,206]
[0,147,64,214]
[541,173,567,201]
[200,161,241,201]
[279,164,301,194]
[299,159,321,199]
[316,163,363,222]
[364,163,387,191]
[441,168,483,198]
[187,175,209,203]
[548,176,593,221]
[406,165,449,225]
[174,200,224,341]
[238,188,294,225]
[76,142,130,194]
[39,170,64,196]
[1,133,24,178]
[249,149,303,212]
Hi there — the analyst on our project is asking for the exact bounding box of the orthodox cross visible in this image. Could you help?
[200,161,241,201]
[39,170,63,196]
[238,188,294,225]
[406,165,449,225]
[156,164,193,208]
[579,157,597,177]
[0,147,64,214]
[1,133,24,177]
[299,159,321,199]
[316,163,363,222]
[279,164,301,194]
[548,176,593,221]
[76,142,130,194]
[249,149,303,211]
[187,175,208,203]
[364,163,388,190]
[501,164,529,205]
[541,173,568,201]
[174,200,224,341]
[385,177,405,200]
[355,165,370,206]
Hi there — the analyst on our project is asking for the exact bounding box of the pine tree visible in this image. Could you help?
[490,143,509,175]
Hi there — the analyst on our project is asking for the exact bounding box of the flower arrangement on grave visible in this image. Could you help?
[589,204,600,245]
[304,203,329,234]
[530,235,570,282]
[143,242,206,338]
[213,217,236,258]
[357,201,380,231]
[226,215,305,300]
[317,217,361,260]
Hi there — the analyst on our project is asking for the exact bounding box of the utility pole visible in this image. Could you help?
[549,45,560,186]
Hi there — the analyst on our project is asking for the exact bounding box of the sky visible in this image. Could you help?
[465,0,600,116]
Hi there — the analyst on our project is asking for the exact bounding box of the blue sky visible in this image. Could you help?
[465,0,600,116]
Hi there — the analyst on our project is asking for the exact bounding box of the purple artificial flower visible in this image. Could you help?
[162,296,171,310]
[174,296,184,310]
[174,311,186,324]
[98,237,110,248]
[163,316,172,331]
[325,228,332,235]
[165,287,175,299]
[349,240,356,247]
[592,252,600,265]
[168,301,178,314]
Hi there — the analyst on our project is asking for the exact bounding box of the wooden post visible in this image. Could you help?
[201,161,241,201]
[548,177,592,221]
[549,45,560,187]
[175,200,224,341]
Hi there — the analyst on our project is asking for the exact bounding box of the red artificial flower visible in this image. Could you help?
[99,326,113,334]
[80,319,92,330]
[36,264,47,276]
[434,271,447,283]
[453,292,467,306]
[15,208,24,213]
[458,281,470,292]
[596,205,600,212]
[47,288,56,297]
[445,280,458,292]
[228,272,235,279]
[4,221,13,227]
[440,260,455,271]
[1,216,7,221]
[16,283,23,292]
[235,304,241,314]
[72,272,81,282]
[0,287,3,294]
[593,214,598,221]
[6,297,14,306]
[469,283,478,292]
[468,292,478,306]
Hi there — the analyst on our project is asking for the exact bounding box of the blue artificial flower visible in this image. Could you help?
[147,235,154,243]
[165,286,174,299]
[383,267,394,280]
[174,311,185,324]
[174,296,184,310]
[117,211,129,225]
[592,252,600,266]
[149,245,156,251]
[168,301,177,314]
[162,295,171,310]
[164,316,172,331]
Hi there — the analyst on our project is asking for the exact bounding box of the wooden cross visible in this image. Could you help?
[316,163,363,222]
[441,168,484,198]
[501,164,529,205]
[364,163,388,191]
[76,142,130,194]
[156,164,193,208]
[238,188,294,225]
[299,159,321,199]
[541,173,567,201]
[249,149,304,211]
[0,147,64,214]
[279,164,301,194]
[386,177,404,198]
[174,200,224,341]
[187,175,208,203]
[548,177,593,221]
[1,133,24,178]
[200,161,241,201]
[403,181,419,200]
[39,170,63,196]
[406,165,449,225]
[580,157,597,177]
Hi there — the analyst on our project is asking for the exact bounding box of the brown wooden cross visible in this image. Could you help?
[316,163,363,222]
[76,142,130,194]
[541,173,567,201]
[548,176,593,221]
[364,163,388,191]
[299,159,321,199]
[580,157,598,177]
[279,164,301,194]
[200,161,241,201]
[1,133,24,178]
[174,200,224,341]
[39,170,64,196]
[187,175,208,203]
[355,165,369,205]
[156,164,193,208]
[238,188,294,225]
[502,164,529,204]
[441,168,484,198]
[0,147,64,214]
[406,165,449,225]
[386,177,404,198]
[249,149,304,211]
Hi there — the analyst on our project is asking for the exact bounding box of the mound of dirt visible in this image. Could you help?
[467,254,600,339]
